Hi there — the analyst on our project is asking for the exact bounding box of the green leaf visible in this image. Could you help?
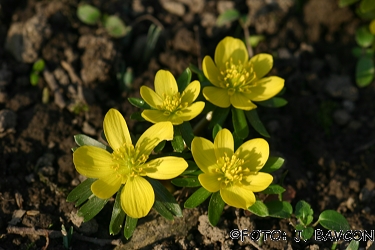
[143,24,161,63]
[246,35,266,48]
[130,111,146,121]
[184,187,212,208]
[171,128,185,153]
[178,122,195,150]
[103,15,128,38]
[360,0,375,13]
[30,73,39,86]
[356,56,375,87]
[209,107,230,129]
[171,176,201,187]
[148,178,182,217]
[216,9,240,27]
[261,157,285,173]
[109,185,126,235]
[66,178,96,206]
[245,109,270,138]
[295,200,314,226]
[248,200,269,217]
[77,4,101,25]
[74,134,112,152]
[33,59,45,72]
[152,199,174,221]
[212,124,222,140]
[78,195,108,222]
[318,210,350,231]
[295,225,314,240]
[265,200,292,218]
[346,240,359,250]
[351,46,375,58]
[181,161,199,175]
[208,191,225,226]
[338,0,359,7]
[154,140,166,153]
[124,216,138,240]
[256,97,288,108]
[261,184,286,195]
[177,67,192,92]
[355,26,374,48]
[232,107,249,140]
[128,97,151,109]
[189,63,206,82]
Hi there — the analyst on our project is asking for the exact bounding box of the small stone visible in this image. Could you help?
[160,0,185,16]
[325,75,358,101]
[278,48,292,59]
[333,109,351,125]
[359,187,375,203]
[0,109,17,136]
[82,121,96,136]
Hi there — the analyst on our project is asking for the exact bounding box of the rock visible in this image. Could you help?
[160,0,185,16]
[173,28,198,55]
[5,14,51,63]
[217,1,235,14]
[0,109,17,137]
[325,75,358,101]
[333,109,351,125]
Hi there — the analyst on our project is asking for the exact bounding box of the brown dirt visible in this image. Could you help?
[1,0,375,249]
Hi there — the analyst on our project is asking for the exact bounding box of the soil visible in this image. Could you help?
[1,0,375,249]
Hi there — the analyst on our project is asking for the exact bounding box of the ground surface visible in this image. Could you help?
[1,0,375,249]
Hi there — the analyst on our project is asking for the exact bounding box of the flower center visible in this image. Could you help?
[159,92,188,116]
[111,143,149,182]
[215,153,248,187]
[219,57,257,95]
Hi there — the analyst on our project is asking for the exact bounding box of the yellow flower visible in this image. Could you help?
[202,36,285,110]
[191,129,273,209]
[370,19,375,35]
[73,109,188,218]
[140,70,205,125]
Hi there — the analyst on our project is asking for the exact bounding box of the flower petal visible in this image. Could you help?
[103,109,132,150]
[181,80,201,104]
[121,176,154,218]
[215,37,248,68]
[202,56,221,87]
[91,174,122,199]
[250,53,273,79]
[135,121,173,157]
[214,129,234,159]
[141,110,170,124]
[191,137,217,173]
[178,102,205,122]
[73,146,114,178]
[154,70,178,96]
[244,172,273,192]
[140,86,163,109]
[203,86,231,108]
[235,138,269,172]
[250,76,284,102]
[230,93,257,110]
[198,173,221,193]
[145,156,188,179]
[221,184,256,209]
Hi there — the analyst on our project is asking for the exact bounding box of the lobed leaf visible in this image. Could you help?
[261,157,285,173]
[232,107,249,140]
[124,216,138,240]
[208,192,225,226]
[171,176,201,187]
[248,200,269,217]
[177,68,192,92]
[245,109,270,138]
[178,122,195,150]
[261,184,286,195]
[295,200,314,226]
[265,200,293,219]
[66,178,96,206]
[184,187,212,208]
[109,185,126,235]
[77,195,108,222]
[256,97,288,108]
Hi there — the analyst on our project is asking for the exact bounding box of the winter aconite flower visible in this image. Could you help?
[140,70,205,125]
[73,109,188,218]
[202,36,284,110]
[191,129,273,209]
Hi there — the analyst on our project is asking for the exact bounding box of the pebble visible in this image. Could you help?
[325,75,358,101]
[160,0,185,16]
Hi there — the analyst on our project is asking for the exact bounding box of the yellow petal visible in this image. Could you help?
[250,76,285,102]
[91,174,122,199]
[203,86,231,108]
[198,173,221,192]
[202,56,221,87]
[220,184,256,209]
[73,146,114,178]
[154,70,178,96]
[214,129,234,159]
[121,176,154,218]
[191,137,217,173]
[181,80,201,104]
[230,93,257,110]
[250,53,273,79]
[215,37,248,68]
[145,156,188,179]
[370,19,375,35]
[178,102,205,122]
[245,172,273,192]
[135,121,173,157]
[103,109,132,150]
[140,86,163,109]
[235,138,269,172]
[141,110,170,124]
